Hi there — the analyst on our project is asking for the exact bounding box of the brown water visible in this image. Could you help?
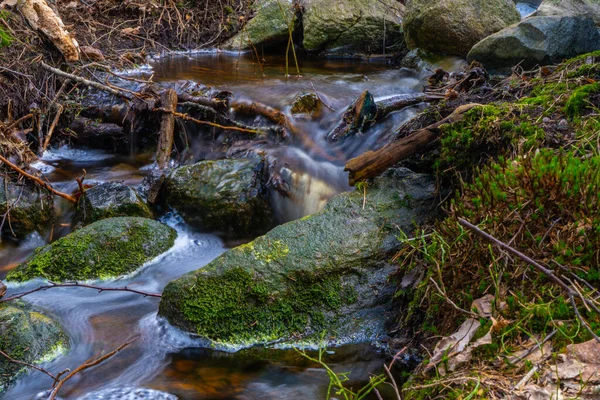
[0,51,464,400]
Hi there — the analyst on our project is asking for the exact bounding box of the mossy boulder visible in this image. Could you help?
[0,178,53,240]
[0,302,66,391]
[467,16,600,70]
[7,217,176,282]
[404,0,520,57]
[222,0,296,50]
[302,0,404,54]
[159,168,437,349]
[74,182,153,227]
[535,0,600,25]
[163,159,273,237]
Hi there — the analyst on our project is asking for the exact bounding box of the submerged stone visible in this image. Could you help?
[404,0,520,57]
[467,16,600,70]
[290,92,321,118]
[7,217,176,282]
[0,302,66,392]
[74,182,153,227]
[163,158,273,238]
[159,168,437,349]
[0,178,54,240]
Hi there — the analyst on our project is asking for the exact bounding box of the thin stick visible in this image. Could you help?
[2,114,33,134]
[154,108,263,135]
[0,282,161,303]
[0,155,77,203]
[48,336,139,400]
[0,348,58,382]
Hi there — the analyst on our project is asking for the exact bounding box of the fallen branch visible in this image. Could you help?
[231,100,298,136]
[0,281,161,303]
[0,154,77,203]
[345,103,481,186]
[156,89,177,169]
[155,107,264,135]
[40,62,133,100]
[458,218,600,343]
[0,348,59,382]
[48,336,139,400]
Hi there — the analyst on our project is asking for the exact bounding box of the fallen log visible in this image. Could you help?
[156,89,177,169]
[327,92,444,142]
[18,0,79,62]
[344,103,482,186]
[231,100,298,137]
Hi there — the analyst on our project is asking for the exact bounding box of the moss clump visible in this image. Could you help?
[436,104,545,175]
[7,217,176,282]
[0,302,66,391]
[564,83,600,119]
[0,12,13,48]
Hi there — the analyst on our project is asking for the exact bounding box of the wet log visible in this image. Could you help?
[328,92,444,142]
[178,92,229,113]
[344,103,482,186]
[156,89,177,169]
[18,0,79,62]
[231,100,298,137]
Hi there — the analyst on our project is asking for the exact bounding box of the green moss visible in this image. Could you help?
[0,11,13,48]
[565,83,600,119]
[7,217,176,282]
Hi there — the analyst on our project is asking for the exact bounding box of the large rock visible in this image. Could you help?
[159,168,437,349]
[0,178,53,240]
[467,16,600,70]
[404,0,521,57]
[7,217,176,282]
[0,302,66,391]
[74,182,153,227]
[535,0,600,25]
[222,0,296,50]
[302,0,404,54]
[163,159,273,237]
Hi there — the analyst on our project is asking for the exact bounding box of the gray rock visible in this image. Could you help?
[534,0,600,25]
[302,0,404,55]
[404,0,521,57]
[158,168,437,349]
[7,217,177,282]
[0,178,54,240]
[163,158,273,238]
[0,302,66,392]
[467,16,600,71]
[75,182,153,227]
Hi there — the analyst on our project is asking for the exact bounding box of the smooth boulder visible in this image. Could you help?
[163,159,272,237]
[535,0,600,25]
[0,302,66,391]
[0,178,53,240]
[7,217,176,282]
[159,168,437,349]
[75,182,153,227]
[222,0,296,50]
[404,0,521,57]
[302,0,404,54]
[467,16,600,70]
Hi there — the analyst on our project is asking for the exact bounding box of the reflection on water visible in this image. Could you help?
[0,53,462,399]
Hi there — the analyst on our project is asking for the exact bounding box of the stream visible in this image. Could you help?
[0,51,464,400]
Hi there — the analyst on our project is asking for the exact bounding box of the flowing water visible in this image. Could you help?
[0,52,464,400]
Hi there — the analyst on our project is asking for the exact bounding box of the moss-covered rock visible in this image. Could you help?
[302,0,404,54]
[74,182,153,227]
[7,217,176,282]
[0,302,66,391]
[159,168,437,349]
[404,0,520,57]
[163,158,273,237]
[0,178,54,240]
[290,92,321,118]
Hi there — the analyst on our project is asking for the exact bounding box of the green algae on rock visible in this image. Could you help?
[163,158,273,238]
[0,302,66,391]
[159,168,437,349]
[7,217,176,282]
[0,178,54,240]
[74,182,153,227]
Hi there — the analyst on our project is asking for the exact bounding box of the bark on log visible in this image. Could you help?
[344,103,482,186]
[18,0,79,62]
[328,92,444,142]
[231,100,298,137]
[156,89,177,169]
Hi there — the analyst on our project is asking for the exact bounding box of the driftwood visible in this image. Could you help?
[328,91,444,142]
[18,0,79,62]
[344,103,481,186]
[231,100,298,137]
[156,89,177,169]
